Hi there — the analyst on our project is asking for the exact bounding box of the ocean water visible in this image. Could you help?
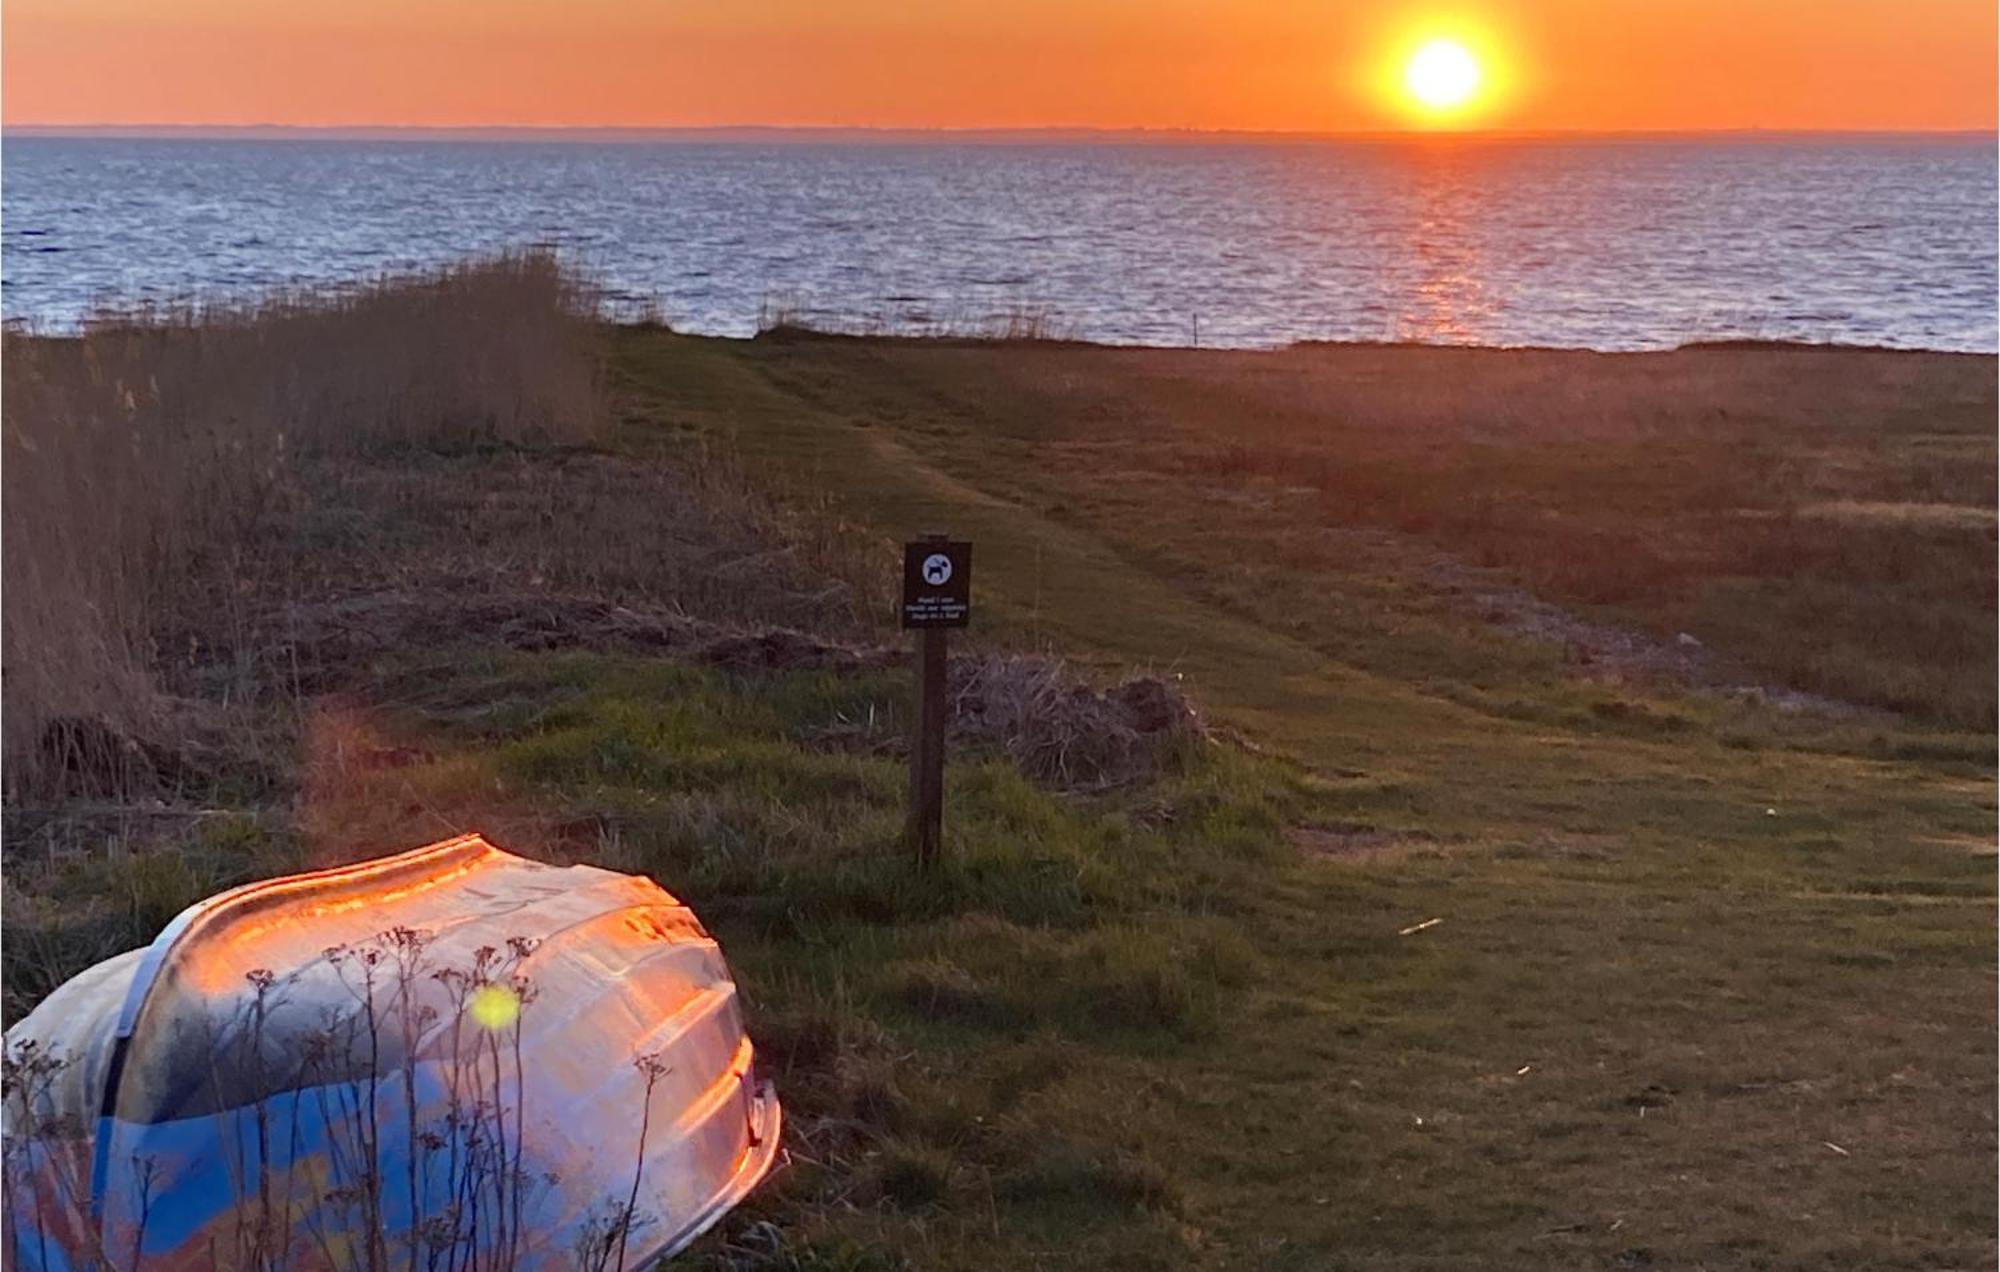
[3,135,1994,351]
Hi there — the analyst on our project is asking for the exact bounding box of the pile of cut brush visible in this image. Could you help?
[948,655,1203,791]
[802,653,1204,790]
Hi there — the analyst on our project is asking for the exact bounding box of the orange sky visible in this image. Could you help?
[5,0,1994,133]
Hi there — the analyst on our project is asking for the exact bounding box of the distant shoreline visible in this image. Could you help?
[19,313,1989,360]
[686,322,2000,360]
[6,124,1995,146]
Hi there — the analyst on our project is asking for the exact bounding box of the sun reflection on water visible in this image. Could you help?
[1391,150,1497,345]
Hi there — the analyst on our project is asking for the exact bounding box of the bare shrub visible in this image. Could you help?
[948,656,1203,790]
[2,252,604,797]
[791,654,1207,790]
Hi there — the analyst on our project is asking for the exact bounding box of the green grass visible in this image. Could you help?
[233,644,1316,1265]
[653,332,1994,730]
[593,329,1990,1268]
[4,327,1991,1270]
[253,628,1991,1270]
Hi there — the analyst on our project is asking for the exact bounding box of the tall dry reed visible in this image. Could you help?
[2,252,604,796]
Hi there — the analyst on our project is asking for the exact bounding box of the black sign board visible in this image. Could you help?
[901,539,971,629]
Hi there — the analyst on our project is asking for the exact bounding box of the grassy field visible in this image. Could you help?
[606,329,1997,1268]
[4,308,1994,1269]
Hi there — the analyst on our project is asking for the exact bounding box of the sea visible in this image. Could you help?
[3,134,1994,351]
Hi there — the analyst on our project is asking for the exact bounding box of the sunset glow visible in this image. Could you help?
[1,1,1994,132]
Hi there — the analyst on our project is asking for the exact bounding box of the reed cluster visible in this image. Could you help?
[2,252,604,796]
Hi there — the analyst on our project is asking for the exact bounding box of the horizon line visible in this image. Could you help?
[6,122,1995,144]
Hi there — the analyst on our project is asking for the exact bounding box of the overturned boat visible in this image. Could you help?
[3,834,781,1270]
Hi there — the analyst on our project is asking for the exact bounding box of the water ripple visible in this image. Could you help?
[0,136,1993,351]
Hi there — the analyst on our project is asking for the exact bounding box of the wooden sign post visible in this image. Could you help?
[901,534,971,869]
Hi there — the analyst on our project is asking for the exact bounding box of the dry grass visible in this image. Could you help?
[194,444,889,686]
[717,335,1996,727]
[2,252,603,797]
[1,315,1990,1267]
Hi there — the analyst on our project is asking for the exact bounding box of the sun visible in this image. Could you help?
[1403,38,1483,112]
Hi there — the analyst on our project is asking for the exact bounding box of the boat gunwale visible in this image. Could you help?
[645,1078,783,1266]
[88,834,502,1221]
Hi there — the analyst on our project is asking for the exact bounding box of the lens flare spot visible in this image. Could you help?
[468,983,521,1030]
